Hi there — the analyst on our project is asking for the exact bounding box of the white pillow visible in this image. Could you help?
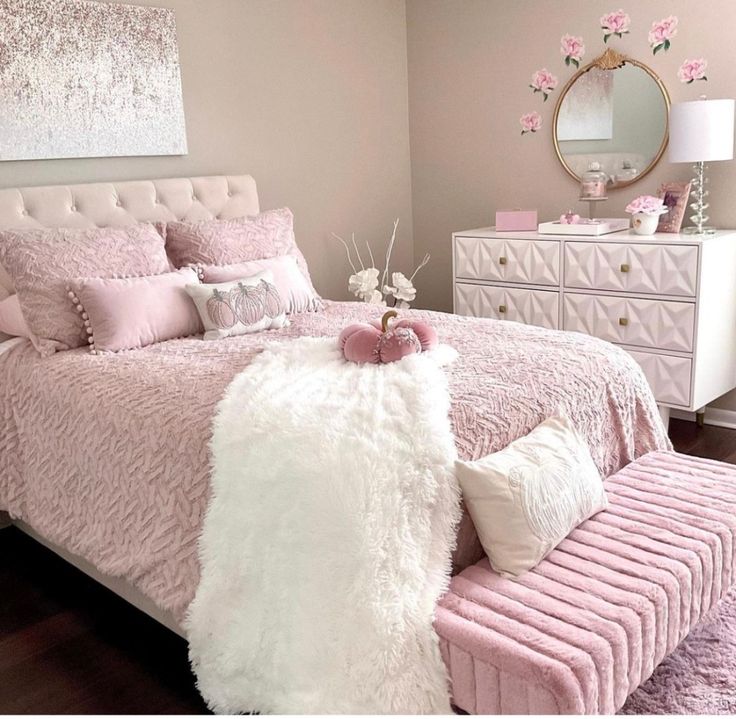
[455,416,608,577]
[185,270,288,341]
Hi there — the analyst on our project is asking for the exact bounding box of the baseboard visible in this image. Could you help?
[671,407,736,430]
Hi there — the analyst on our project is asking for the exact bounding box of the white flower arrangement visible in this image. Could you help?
[333,219,430,308]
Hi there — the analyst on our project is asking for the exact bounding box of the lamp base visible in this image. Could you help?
[682,225,717,235]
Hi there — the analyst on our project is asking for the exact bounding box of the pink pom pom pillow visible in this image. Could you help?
[165,208,319,299]
[67,268,203,354]
[197,255,320,314]
[0,224,170,356]
[185,270,288,341]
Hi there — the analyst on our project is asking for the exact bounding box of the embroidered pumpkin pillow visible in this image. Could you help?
[455,415,608,577]
[185,270,288,341]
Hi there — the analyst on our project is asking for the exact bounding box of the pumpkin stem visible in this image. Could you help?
[381,310,398,333]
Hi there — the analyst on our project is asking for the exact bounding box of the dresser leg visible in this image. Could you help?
[658,405,671,431]
[696,409,705,428]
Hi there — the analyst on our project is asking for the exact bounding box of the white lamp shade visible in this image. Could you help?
[669,98,735,163]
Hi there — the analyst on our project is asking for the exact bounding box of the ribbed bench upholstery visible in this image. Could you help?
[435,451,736,714]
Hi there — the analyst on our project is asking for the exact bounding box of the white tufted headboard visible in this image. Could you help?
[0,175,259,231]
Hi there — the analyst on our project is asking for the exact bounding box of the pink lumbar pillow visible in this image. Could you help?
[67,268,204,354]
[339,310,437,364]
[0,294,33,340]
[198,255,321,314]
[0,224,171,356]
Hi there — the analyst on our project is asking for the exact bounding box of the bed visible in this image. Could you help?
[0,174,670,640]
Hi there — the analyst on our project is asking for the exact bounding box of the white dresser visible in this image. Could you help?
[452,227,736,426]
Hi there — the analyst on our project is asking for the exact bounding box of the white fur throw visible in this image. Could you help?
[185,337,461,713]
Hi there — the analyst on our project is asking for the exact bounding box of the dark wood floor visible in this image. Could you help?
[1,418,735,714]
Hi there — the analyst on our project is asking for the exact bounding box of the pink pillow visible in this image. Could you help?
[165,208,319,298]
[0,294,33,339]
[68,268,204,354]
[198,255,320,314]
[0,224,170,356]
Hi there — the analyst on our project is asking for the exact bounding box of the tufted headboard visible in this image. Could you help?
[0,175,259,231]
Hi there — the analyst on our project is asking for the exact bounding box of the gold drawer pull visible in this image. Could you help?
[498,304,507,314]
[620,263,630,273]
[619,317,629,326]
[499,256,508,265]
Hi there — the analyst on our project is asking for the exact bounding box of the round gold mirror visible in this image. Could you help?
[553,48,670,189]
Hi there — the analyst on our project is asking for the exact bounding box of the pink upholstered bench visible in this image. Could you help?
[435,451,736,714]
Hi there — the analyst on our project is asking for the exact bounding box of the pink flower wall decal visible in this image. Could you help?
[529,68,558,101]
[649,16,678,54]
[561,34,585,68]
[520,111,542,135]
[678,58,708,84]
[600,9,631,42]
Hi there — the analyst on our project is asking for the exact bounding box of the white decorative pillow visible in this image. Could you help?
[455,416,608,577]
[185,270,288,341]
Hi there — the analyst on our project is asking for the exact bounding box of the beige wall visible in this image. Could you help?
[406,0,736,409]
[0,0,414,302]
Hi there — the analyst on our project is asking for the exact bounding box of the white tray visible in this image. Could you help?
[538,218,630,236]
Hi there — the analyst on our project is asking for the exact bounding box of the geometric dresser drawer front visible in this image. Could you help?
[455,236,560,286]
[563,293,696,352]
[565,242,699,297]
[455,282,559,329]
[627,350,692,407]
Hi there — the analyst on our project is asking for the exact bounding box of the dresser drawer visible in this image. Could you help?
[627,350,692,407]
[455,283,559,329]
[563,293,695,352]
[455,236,559,286]
[565,242,698,297]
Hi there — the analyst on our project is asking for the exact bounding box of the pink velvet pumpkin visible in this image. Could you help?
[339,310,438,364]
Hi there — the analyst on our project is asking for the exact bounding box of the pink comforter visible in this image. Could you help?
[0,301,669,623]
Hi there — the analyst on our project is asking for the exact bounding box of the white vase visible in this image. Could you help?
[631,212,660,235]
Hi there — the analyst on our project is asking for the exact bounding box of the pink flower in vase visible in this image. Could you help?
[678,58,708,84]
[648,16,678,54]
[529,68,558,101]
[520,111,542,135]
[601,9,631,42]
[625,195,666,215]
[561,34,585,67]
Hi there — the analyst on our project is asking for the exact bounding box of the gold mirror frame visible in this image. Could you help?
[552,48,671,190]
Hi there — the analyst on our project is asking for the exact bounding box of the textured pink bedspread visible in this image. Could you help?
[0,301,669,623]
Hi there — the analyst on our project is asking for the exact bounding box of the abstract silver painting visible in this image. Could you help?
[0,0,188,161]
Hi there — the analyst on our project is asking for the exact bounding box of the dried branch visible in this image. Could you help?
[380,218,400,290]
[410,253,431,281]
[331,232,358,274]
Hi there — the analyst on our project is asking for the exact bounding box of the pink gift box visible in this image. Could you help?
[495,209,538,232]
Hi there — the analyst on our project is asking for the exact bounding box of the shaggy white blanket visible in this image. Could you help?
[185,337,461,714]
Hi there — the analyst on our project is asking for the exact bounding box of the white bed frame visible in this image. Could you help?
[0,174,263,640]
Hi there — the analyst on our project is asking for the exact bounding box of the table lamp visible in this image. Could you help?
[669,97,735,234]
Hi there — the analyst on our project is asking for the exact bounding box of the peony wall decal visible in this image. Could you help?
[678,58,708,84]
[561,34,585,67]
[529,69,558,101]
[600,9,631,43]
[649,16,678,54]
[520,111,542,135]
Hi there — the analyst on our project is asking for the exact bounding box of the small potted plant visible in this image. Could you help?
[625,195,668,235]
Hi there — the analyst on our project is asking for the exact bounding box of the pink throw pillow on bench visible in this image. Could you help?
[68,268,203,354]
[198,255,320,314]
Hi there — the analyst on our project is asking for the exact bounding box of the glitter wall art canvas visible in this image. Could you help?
[0,0,188,161]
